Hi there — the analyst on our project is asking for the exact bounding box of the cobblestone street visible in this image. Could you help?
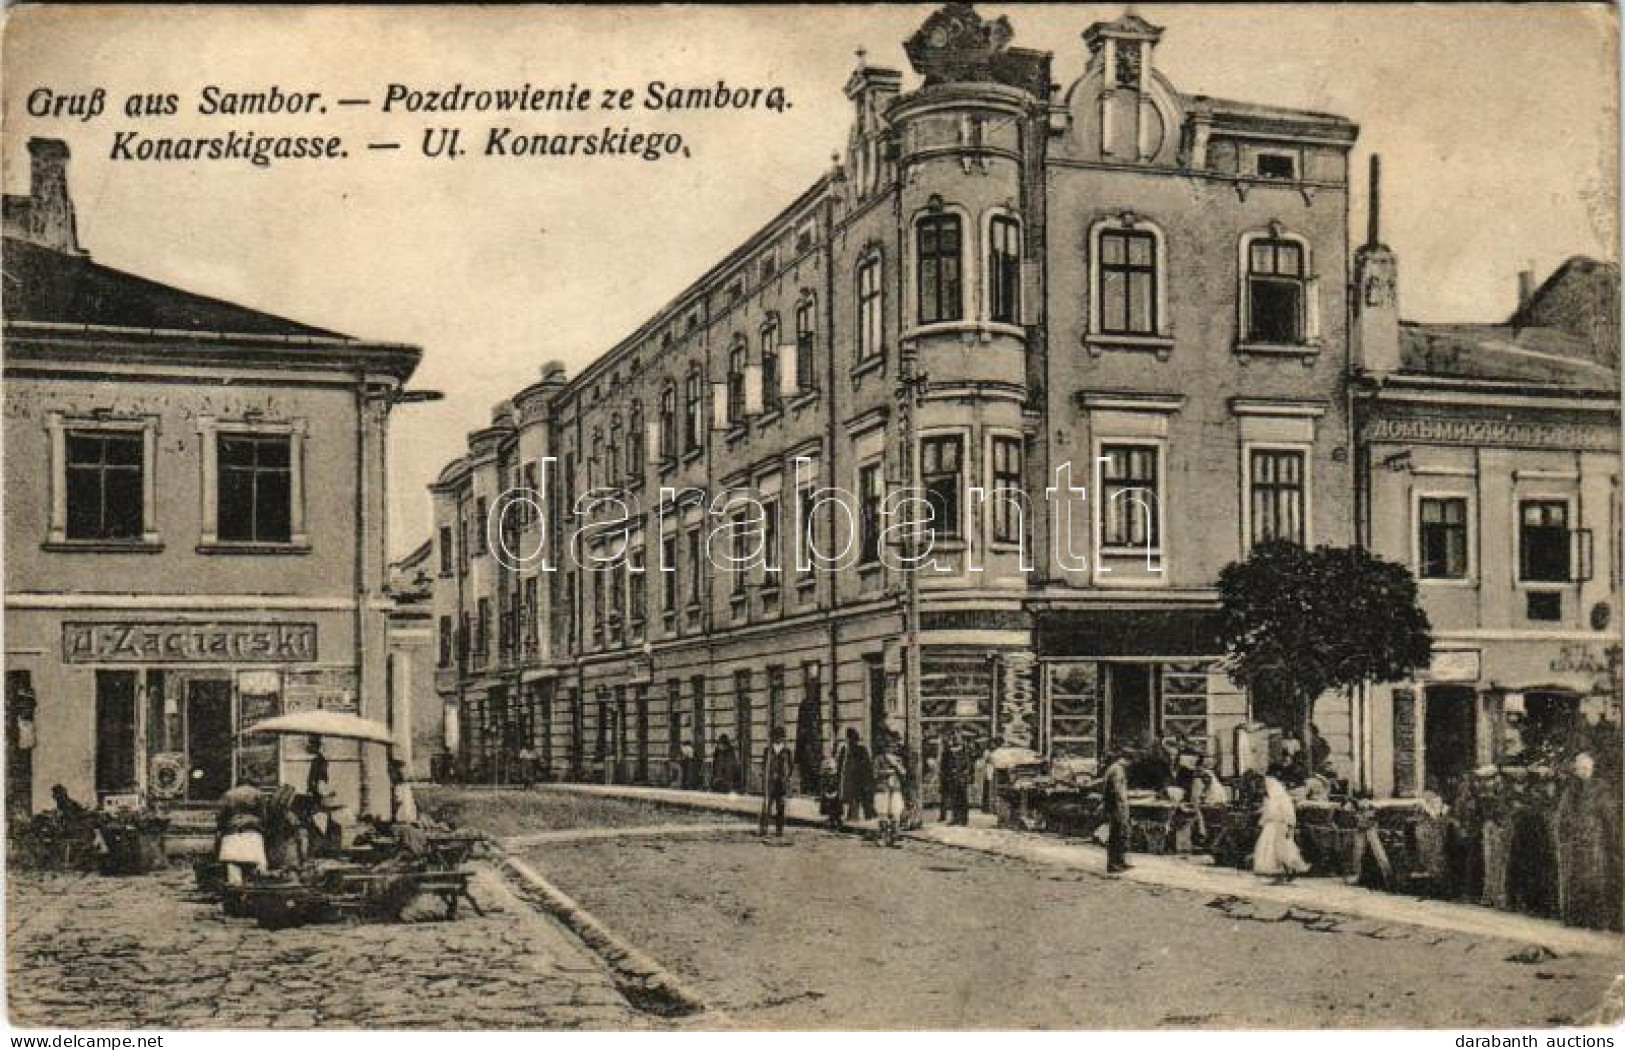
[6,864,648,1030]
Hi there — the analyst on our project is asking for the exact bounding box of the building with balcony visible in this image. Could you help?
[3,138,422,818]
[427,5,1371,795]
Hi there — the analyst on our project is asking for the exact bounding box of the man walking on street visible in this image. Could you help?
[1102,747,1134,874]
[760,726,794,841]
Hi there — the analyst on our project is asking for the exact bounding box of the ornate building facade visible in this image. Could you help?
[428,6,1369,795]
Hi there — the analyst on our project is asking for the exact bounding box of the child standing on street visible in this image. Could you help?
[874,739,908,847]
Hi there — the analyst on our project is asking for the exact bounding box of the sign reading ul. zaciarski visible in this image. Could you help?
[62,621,318,664]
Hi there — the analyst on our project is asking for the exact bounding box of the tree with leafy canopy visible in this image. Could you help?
[1217,540,1434,773]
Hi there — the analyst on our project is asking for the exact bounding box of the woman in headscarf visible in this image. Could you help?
[261,783,303,871]
[1252,771,1308,883]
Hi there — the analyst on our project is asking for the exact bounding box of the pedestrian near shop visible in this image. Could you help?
[837,727,875,822]
[874,738,908,847]
[711,733,741,794]
[1101,748,1133,874]
[818,746,842,828]
[937,728,973,826]
[217,783,267,886]
[1252,772,1309,883]
[759,726,794,840]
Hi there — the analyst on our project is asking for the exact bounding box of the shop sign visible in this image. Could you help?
[1550,643,1623,696]
[1425,649,1480,683]
[62,621,317,664]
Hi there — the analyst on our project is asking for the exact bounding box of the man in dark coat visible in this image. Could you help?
[759,726,794,839]
[1101,748,1133,874]
[837,727,875,822]
[711,734,740,794]
[937,728,973,826]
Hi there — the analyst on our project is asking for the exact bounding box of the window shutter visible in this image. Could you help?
[1305,275,1322,341]
[779,343,799,396]
[711,382,729,430]
[744,363,763,415]
[645,420,662,467]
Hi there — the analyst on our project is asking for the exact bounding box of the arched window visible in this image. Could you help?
[856,253,883,363]
[761,317,781,413]
[683,366,703,452]
[987,213,1022,324]
[916,213,963,324]
[658,382,677,463]
[794,293,817,391]
[727,338,747,424]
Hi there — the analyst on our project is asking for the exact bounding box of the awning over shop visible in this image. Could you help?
[1035,607,1225,658]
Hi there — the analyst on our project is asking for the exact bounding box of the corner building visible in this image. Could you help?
[430,6,1361,793]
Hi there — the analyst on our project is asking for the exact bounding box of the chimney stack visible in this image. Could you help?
[20,138,80,253]
[1353,153,1400,374]
[1517,267,1536,310]
[1366,154,1382,248]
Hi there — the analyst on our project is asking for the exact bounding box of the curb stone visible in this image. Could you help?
[496,853,711,1019]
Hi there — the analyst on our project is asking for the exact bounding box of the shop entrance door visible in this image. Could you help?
[1424,685,1477,796]
[1106,664,1153,752]
[185,677,233,800]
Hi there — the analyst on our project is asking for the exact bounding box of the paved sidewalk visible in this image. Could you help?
[536,781,1625,960]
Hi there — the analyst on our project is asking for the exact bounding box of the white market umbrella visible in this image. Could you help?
[241,711,395,746]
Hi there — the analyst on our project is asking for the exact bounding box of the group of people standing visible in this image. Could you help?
[698,723,983,845]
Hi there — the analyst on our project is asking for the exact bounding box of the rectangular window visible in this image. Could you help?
[1099,229,1157,336]
[661,534,679,613]
[1247,239,1305,344]
[1160,663,1210,745]
[1249,449,1306,546]
[686,528,703,608]
[218,434,291,544]
[728,344,747,424]
[65,430,144,541]
[921,435,963,541]
[628,546,646,625]
[796,485,815,579]
[438,615,453,667]
[731,512,749,596]
[684,371,704,451]
[1520,500,1571,582]
[1100,444,1160,549]
[1256,153,1296,179]
[660,385,678,462]
[857,257,883,361]
[917,214,963,325]
[991,435,1024,545]
[471,497,488,555]
[475,597,491,656]
[762,498,780,582]
[988,215,1022,325]
[767,665,785,736]
[439,525,454,575]
[1527,591,1562,621]
[762,326,781,413]
[1419,497,1469,580]
[523,576,539,656]
[795,298,817,390]
[859,463,883,565]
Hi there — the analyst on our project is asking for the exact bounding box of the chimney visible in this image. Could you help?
[1353,153,1401,374]
[1517,268,1536,311]
[1366,155,1382,248]
[24,138,80,253]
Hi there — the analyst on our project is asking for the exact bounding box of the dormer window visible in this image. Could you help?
[1256,152,1297,180]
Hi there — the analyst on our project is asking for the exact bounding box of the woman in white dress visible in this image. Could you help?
[217,784,268,886]
[1252,774,1308,882]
